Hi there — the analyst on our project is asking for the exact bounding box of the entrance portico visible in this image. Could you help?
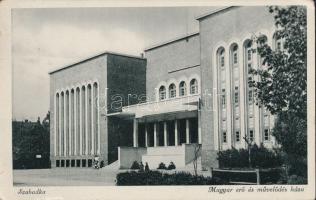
[113,94,202,169]
[132,113,200,148]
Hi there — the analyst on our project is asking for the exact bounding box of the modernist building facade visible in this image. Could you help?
[50,6,280,169]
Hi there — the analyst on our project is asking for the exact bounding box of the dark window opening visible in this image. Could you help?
[56,160,60,167]
[88,159,93,167]
[82,159,86,167]
[76,159,81,167]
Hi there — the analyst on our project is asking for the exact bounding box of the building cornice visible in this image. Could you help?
[195,6,237,21]
[49,51,146,75]
[144,32,199,52]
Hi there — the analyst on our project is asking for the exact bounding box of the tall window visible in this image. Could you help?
[232,45,238,65]
[264,129,270,141]
[234,86,239,106]
[274,33,283,51]
[222,131,227,143]
[235,131,240,142]
[190,79,198,94]
[159,86,166,100]
[220,49,225,68]
[247,49,252,61]
[169,83,176,98]
[246,41,252,61]
[179,81,187,96]
[221,89,226,108]
[249,90,253,104]
[249,130,254,141]
[248,76,253,104]
[277,41,282,51]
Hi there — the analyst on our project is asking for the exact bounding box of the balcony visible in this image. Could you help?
[120,94,200,118]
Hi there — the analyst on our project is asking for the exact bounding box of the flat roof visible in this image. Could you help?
[144,32,199,52]
[49,51,146,75]
[195,6,237,20]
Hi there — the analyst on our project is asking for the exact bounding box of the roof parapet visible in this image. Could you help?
[195,6,237,21]
[144,32,199,52]
[48,51,146,75]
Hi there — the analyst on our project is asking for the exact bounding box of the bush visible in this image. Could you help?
[130,161,140,169]
[212,168,284,184]
[167,162,176,170]
[217,144,283,169]
[287,175,307,184]
[157,162,167,170]
[116,171,228,185]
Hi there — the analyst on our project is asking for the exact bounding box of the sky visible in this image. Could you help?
[12,7,218,121]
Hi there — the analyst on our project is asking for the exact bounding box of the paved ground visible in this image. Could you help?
[13,158,210,186]
[13,168,119,186]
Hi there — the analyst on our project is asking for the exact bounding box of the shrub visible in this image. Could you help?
[167,162,176,170]
[259,168,284,184]
[116,171,228,185]
[130,161,140,169]
[287,175,307,184]
[217,144,283,169]
[212,168,284,184]
[157,162,167,170]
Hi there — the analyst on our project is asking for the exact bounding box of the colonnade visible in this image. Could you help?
[133,118,202,148]
[54,81,100,157]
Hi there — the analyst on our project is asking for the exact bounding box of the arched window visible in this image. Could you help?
[169,83,176,98]
[273,33,283,51]
[159,86,166,100]
[219,49,225,68]
[232,45,238,65]
[179,81,187,96]
[190,79,198,94]
[246,41,252,62]
[257,35,268,47]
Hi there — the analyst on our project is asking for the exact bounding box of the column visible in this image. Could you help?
[225,45,233,148]
[59,94,62,156]
[54,94,57,156]
[198,111,202,144]
[97,85,100,155]
[145,124,148,147]
[253,42,261,144]
[154,123,157,147]
[213,54,219,150]
[186,119,190,144]
[69,92,72,156]
[164,121,167,146]
[239,42,247,148]
[85,86,88,155]
[74,90,77,155]
[79,89,83,155]
[64,93,67,157]
[174,120,178,146]
[133,118,138,147]
[91,86,94,155]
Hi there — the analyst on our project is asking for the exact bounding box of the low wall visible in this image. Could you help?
[118,147,147,169]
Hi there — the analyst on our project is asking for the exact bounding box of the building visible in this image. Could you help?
[49,6,279,169]
[49,53,146,167]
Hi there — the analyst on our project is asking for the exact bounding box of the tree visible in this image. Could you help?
[250,6,307,177]
[193,144,201,176]
[12,111,50,169]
